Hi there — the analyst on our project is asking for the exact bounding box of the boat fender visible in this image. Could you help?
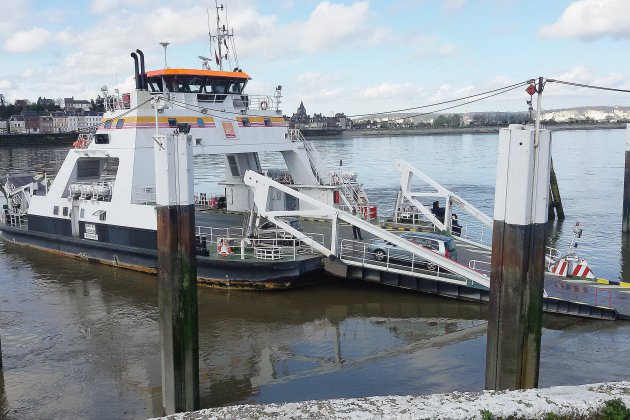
[260,100,268,110]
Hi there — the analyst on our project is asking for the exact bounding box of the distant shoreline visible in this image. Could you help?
[338,122,628,138]
[0,122,626,147]
[0,132,76,147]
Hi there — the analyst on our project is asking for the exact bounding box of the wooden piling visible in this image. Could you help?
[548,158,564,220]
[623,124,630,233]
[154,131,199,414]
[485,124,551,390]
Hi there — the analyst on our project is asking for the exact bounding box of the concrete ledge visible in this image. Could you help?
[153,381,630,419]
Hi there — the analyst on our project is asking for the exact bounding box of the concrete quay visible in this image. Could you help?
[152,381,630,420]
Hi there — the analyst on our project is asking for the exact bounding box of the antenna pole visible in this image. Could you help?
[215,1,222,71]
[160,42,170,68]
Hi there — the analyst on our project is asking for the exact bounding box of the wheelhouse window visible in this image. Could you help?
[242,118,251,127]
[148,77,163,92]
[197,118,205,128]
[168,118,177,128]
[115,119,124,129]
[103,120,112,129]
[264,118,272,127]
[95,134,109,144]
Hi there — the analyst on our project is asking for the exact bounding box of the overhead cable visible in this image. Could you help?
[401,83,529,120]
[346,80,532,118]
[547,79,630,94]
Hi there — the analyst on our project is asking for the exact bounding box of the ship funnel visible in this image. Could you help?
[136,49,147,90]
[130,52,140,90]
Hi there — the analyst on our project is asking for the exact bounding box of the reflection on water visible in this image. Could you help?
[2,130,630,418]
[0,368,8,419]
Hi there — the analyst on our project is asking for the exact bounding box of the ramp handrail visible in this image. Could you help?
[395,159,492,247]
[243,170,490,289]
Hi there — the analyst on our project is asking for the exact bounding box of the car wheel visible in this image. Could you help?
[374,249,386,262]
[426,261,437,271]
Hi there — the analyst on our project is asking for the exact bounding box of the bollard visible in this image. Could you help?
[485,124,551,390]
[623,124,630,233]
[154,130,199,414]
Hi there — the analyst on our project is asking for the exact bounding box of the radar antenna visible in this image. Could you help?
[198,56,211,70]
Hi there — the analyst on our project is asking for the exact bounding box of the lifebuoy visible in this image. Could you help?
[218,239,232,256]
[260,101,268,110]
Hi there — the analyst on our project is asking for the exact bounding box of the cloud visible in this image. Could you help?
[233,1,387,59]
[443,0,466,12]
[410,35,457,58]
[361,82,419,100]
[299,1,380,52]
[0,79,18,91]
[0,0,30,37]
[90,0,154,14]
[4,27,51,53]
[539,0,630,40]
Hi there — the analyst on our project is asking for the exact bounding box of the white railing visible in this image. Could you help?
[1,212,26,228]
[196,226,244,246]
[194,225,323,261]
[131,186,156,204]
[194,192,221,208]
[287,128,330,185]
[246,95,274,111]
[458,220,493,248]
[468,259,491,275]
[339,238,471,284]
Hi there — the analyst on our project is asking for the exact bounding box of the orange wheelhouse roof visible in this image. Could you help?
[146,68,251,80]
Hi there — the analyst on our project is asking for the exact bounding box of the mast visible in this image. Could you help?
[210,1,238,71]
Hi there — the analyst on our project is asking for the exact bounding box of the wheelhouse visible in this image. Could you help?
[145,69,250,95]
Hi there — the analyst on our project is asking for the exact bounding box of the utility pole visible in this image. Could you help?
[485,79,551,390]
[154,123,199,414]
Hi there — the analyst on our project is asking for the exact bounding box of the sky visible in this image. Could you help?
[1,0,630,116]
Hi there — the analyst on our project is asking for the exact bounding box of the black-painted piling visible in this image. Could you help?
[157,204,199,414]
[485,124,551,390]
[623,124,630,232]
[154,130,199,414]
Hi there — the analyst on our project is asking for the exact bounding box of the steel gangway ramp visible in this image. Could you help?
[244,171,490,290]
[243,170,619,320]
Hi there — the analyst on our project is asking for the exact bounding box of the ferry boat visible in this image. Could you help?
[0,8,371,289]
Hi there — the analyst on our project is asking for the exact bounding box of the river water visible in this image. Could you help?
[1,129,630,418]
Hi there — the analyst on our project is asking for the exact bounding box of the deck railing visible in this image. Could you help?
[338,238,471,284]
[195,224,323,261]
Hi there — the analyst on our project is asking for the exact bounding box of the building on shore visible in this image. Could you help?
[23,110,40,133]
[64,97,91,112]
[8,115,25,133]
[288,101,351,133]
[39,115,54,133]
[1,109,103,135]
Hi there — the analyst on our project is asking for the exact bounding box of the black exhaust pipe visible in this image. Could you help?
[136,49,146,90]
[130,52,140,90]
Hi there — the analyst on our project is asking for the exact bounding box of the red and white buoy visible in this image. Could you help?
[550,256,595,279]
